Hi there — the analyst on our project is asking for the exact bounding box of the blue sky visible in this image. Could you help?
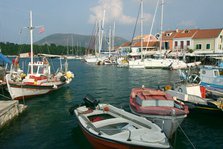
[0,0,223,43]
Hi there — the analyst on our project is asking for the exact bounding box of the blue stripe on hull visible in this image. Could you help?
[200,82,223,92]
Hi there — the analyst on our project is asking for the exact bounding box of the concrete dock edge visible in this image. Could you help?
[0,100,27,129]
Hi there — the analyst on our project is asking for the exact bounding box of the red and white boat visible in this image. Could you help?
[129,87,189,139]
[73,95,170,149]
[5,11,74,100]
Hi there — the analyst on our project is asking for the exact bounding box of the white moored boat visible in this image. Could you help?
[144,58,173,69]
[73,94,170,149]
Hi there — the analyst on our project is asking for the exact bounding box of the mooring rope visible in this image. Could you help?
[0,93,11,100]
[178,123,196,149]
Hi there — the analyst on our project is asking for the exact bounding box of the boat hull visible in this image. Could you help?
[80,122,163,149]
[6,81,65,100]
[129,87,188,139]
[144,59,173,69]
[84,57,98,63]
[165,89,223,113]
[128,60,144,69]
[129,104,186,139]
[75,103,170,149]
[200,82,223,96]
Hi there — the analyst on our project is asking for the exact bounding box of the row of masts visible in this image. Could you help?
[140,0,164,59]
[93,10,116,58]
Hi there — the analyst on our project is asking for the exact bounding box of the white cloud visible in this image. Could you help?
[89,0,153,25]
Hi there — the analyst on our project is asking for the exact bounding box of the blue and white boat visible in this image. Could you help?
[199,66,223,96]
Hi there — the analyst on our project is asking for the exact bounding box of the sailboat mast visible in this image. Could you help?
[112,21,116,51]
[71,34,74,55]
[95,21,98,56]
[140,0,144,60]
[160,0,164,54]
[108,26,111,57]
[29,10,34,74]
[99,10,106,56]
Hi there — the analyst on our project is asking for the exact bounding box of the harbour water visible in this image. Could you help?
[0,59,222,149]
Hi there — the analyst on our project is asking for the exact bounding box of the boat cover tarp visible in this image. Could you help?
[0,53,12,64]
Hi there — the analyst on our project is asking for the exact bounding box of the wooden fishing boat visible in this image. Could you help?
[129,87,189,139]
[5,60,73,100]
[5,11,74,100]
[165,83,223,113]
[74,94,170,149]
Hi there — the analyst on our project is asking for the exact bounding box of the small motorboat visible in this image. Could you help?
[199,66,223,97]
[73,94,170,149]
[165,69,223,113]
[129,87,189,139]
[165,83,223,113]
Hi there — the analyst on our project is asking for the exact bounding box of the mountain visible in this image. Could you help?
[35,33,128,49]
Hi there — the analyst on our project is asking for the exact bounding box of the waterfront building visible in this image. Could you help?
[192,28,223,54]
[119,28,223,58]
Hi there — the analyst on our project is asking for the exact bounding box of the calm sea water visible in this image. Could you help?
[0,59,222,149]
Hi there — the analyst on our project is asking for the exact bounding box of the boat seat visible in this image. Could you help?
[96,120,139,136]
[93,117,127,128]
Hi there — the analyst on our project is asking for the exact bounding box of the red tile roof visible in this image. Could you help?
[193,28,222,39]
[162,30,178,40]
[120,42,131,47]
[173,29,198,38]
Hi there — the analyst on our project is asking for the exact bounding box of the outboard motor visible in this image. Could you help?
[83,94,100,110]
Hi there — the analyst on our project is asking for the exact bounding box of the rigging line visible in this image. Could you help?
[46,45,56,73]
[129,1,141,49]
[86,21,97,55]
[146,0,159,49]
[178,122,196,149]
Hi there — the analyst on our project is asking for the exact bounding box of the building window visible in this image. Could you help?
[183,29,189,33]
[164,42,169,49]
[175,41,178,47]
[196,44,202,49]
[187,41,190,46]
[180,41,184,49]
[165,33,172,37]
[206,44,210,49]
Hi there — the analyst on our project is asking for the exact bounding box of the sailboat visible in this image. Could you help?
[128,0,145,69]
[5,11,74,100]
[144,0,186,69]
[84,11,106,64]
[103,22,117,65]
[84,22,99,63]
